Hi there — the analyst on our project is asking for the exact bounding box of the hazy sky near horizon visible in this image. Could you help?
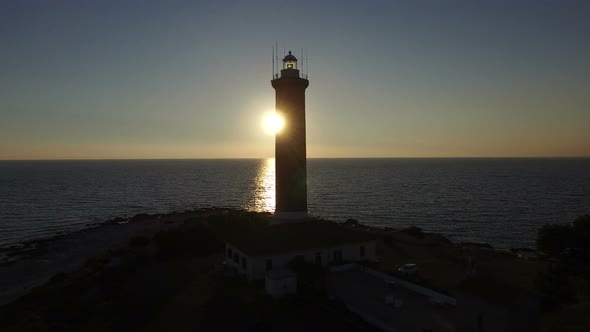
[1,0,589,159]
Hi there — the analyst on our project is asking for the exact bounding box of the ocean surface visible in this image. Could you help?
[1,158,589,249]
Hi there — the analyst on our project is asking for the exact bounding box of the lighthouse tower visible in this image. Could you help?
[272,51,309,220]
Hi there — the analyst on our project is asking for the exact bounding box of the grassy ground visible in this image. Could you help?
[372,228,547,292]
[0,209,587,331]
[0,237,223,331]
[370,226,590,331]
[0,210,375,332]
[541,301,590,332]
[198,277,377,331]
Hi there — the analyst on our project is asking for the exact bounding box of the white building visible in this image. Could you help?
[225,221,377,281]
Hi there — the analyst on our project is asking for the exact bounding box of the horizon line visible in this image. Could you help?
[1,156,589,161]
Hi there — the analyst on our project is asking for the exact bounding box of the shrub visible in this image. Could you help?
[573,215,590,248]
[536,214,590,257]
[343,219,359,226]
[536,224,575,256]
[128,236,150,247]
[535,269,575,311]
[383,235,393,245]
[403,226,425,239]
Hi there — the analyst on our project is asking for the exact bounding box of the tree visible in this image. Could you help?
[536,223,574,256]
[536,214,590,256]
[573,214,590,248]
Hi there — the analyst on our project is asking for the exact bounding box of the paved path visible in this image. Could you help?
[327,270,455,332]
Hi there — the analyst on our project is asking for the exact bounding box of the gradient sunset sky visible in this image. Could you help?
[1,0,589,159]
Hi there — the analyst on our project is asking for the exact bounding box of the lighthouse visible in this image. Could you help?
[272,51,309,220]
[222,51,376,286]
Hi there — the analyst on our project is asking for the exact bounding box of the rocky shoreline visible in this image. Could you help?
[0,209,214,265]
[1,210,542,266]
[0,208,542,306]
[0,208,217,305]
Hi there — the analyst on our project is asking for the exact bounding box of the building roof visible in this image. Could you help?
[282,51,297,62]
[226,220,375,256]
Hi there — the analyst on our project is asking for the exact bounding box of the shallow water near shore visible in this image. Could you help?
[1,158,589,249]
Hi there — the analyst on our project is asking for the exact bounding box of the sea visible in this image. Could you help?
[1,158,589,249]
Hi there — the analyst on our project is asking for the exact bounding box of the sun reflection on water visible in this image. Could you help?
[246,158,275,212]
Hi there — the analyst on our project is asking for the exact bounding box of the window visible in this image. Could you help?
[227,247,233,259]
[233,252,239,263]
[315,252,322,265]
[242,257,247,270]
[287,63,293,69]
[266,259,273,271]
[360,246,365,257]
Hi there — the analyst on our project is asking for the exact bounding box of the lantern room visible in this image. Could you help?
[283,51,298,70]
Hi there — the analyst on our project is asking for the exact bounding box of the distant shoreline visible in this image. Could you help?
[1,156,589,161]
[0,206,541,266]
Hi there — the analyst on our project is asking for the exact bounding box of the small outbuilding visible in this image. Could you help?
[265,269,297,298]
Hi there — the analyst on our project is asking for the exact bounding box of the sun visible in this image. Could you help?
[262,112,285,135]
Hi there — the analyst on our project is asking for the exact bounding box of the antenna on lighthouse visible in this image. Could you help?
[301,48,304,78]
[305,48,309,78]
[272,45,274,79]
[275,41,279,78]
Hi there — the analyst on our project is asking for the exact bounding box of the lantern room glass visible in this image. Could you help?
[284,60,297,70]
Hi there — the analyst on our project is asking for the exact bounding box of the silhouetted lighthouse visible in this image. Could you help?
[272,51,309,220]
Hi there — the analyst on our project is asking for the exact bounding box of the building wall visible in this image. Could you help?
[226,241,376,280]
[225,244,254,277]
[265,275,297,298]
[340,240,376,262]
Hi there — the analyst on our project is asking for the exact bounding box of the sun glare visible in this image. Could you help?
[262,112,285,135]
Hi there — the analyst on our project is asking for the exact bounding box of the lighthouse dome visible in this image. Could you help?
[282,51,298,62]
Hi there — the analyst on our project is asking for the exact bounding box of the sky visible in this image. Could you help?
[1,0,589,159]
